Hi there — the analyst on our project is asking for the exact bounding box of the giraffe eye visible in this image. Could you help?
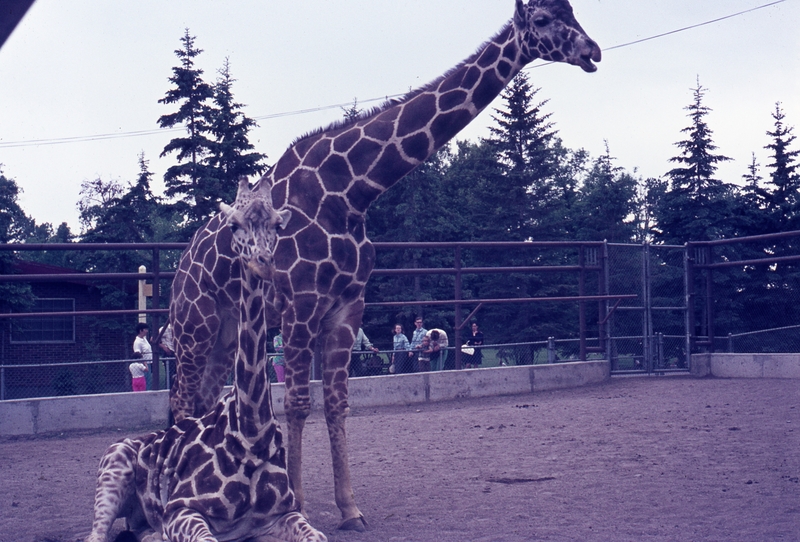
[533,16,551,27]
[230,223,240,234]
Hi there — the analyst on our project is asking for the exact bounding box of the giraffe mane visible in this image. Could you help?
[289,21,515,149]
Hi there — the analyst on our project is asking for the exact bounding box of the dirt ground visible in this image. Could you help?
[1,375,798,542]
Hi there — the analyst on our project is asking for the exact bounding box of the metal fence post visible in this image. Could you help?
[547,337,556,364]
[454,245,463,370]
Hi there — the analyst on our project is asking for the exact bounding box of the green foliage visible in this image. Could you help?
[573,144,637,242]
[158,32,266,233]
[656,81,736,243]
[158,29,216,227]
[763,102,800,231]
[0,168,35,312]
[203,58,268,217]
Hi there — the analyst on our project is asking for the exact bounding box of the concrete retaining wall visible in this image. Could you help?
[691,353,800,379]
[0,361,609,437]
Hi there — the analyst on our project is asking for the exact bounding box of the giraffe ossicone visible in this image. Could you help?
[86,182,326,542]
[169,0,600,532]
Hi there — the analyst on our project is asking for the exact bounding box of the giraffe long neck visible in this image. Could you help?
[232,270,274,440]
[270,21,529,215]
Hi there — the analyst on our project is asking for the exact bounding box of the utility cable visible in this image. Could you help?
[0,0,787,149]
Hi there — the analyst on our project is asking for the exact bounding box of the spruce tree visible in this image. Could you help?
[656,81,734,243]
[763,102,800,231]
[158,29,215,226]
[484,72,557,241]
[204,58,267,209]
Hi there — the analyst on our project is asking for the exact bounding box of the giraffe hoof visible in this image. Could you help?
[338,515,368,532]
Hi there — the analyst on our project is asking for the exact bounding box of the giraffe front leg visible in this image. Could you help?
[85,440,140,542]
[322,352,367,531]
[163,507,218,542]
[284,358,312,512]
[256,511,328,542]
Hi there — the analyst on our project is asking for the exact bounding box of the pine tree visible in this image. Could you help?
[763,102,800,231]
[656,81,735,243]
[158,29,215,225]
[204,58,267,210]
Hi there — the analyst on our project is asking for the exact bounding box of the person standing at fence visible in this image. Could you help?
[409,316,427,369]
[351,327,379,377]
[133,323,153,390]
[465,322,484,368]
[391,324,412,374]
[417,335,432,372]
[272,331,286,383]
[426,327,449,371]
[158,323,176,387]
[128,352,148,392]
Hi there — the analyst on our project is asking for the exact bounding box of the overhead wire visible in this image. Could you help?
[0,0,787,150]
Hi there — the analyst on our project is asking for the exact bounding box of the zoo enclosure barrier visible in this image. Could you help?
[2,339,591,400]
[2,232,799,400]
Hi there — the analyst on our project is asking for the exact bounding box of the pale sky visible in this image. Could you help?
[0,0,798,232]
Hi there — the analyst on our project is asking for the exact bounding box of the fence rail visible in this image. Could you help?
[3,232,800,396]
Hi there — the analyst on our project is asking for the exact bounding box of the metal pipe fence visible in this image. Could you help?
[4,232,800,400]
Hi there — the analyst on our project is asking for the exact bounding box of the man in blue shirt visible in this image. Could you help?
[409,316,427,371]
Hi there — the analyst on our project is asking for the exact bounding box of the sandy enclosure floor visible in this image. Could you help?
[1,375,798,542]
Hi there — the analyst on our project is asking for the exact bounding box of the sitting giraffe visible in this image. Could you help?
[169,0,601,531]
[85,181,326,542]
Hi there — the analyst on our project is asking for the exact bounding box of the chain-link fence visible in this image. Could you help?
[2,341,606,400]
[4,233,800,400]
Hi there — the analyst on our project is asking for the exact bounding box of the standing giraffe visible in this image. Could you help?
[86,182,327,542]
[169,0,600,531]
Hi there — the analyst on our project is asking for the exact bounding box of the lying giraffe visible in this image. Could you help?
[169,0,601,531]
[86,181,326,542]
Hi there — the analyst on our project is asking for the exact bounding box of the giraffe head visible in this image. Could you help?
[513,0,601,72]
[220,177,292,281]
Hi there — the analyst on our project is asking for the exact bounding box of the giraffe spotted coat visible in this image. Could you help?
[169,0,601,531]
[86,182,325,542]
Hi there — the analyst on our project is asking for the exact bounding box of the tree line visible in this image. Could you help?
[1,31,797,351]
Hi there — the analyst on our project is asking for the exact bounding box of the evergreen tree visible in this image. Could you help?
[484,72,558,241]
[656,81,735,243]
[158,29,215,225]
[204,58,268,211]
[763,102,800,231]
[573,143,637,242]
[738,153,771,236]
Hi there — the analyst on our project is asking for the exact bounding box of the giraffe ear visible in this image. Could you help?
[276,209,292,230]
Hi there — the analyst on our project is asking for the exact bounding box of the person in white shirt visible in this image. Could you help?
[133,323,153,389]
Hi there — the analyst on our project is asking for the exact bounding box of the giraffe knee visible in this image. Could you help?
[285,396,311,421]
[324,399,350,423]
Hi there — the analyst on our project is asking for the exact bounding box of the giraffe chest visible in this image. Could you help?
[135,403,295,536]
